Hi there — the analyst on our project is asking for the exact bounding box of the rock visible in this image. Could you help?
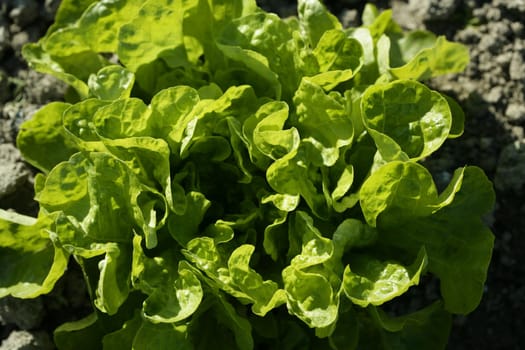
[506,103,525,122]
[8,0,39,29]
[486,7,502,21]
[2,102,40,135]
[495,140,525,192]
[484,86,503,103]
[495,0,525,13]
[455,27,481,45]
[0,143,22,164]
[0,330,54,350]
[510,21,524,36]
[19,70,68,105]
[0,162,29,198]
[392,0,421,30]
[0,143,30,198]
[511,126,524,139]
[43,0,61,22]
[9,23,44,54]
[10,30,29,53]
[339,9,359,28]
[509,49,525,80]
[495,51,513,67]
[479,31,507,54]
[409,0,459,22]
[0,296,43,330]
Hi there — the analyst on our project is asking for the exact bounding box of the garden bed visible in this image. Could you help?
[1,0,524,349]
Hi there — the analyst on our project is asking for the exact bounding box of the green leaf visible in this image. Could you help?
[332,219,378,256]
[132,321,192,350]
[0,209,37,226]
[298,0,341,47]
[283,212,339,329]
[390,36,470,80]
[47,0,97,34]
[45,0,143,55]
[283,266,339,329]
[293,79,353,166]
[36,152,155,244]
[184,237,286,317]
[361,163,495,314]
[55,293,145,350]
[213,294,255,350]
[92,98,151,139]
[364,6,401,42]
[88,65,135,100]
[309,30,363,90]
[0,214,69,298]
[168,191,210,247]
[262,208,289,261]
[365,302,452,350]
[361,80,452,161]
[149,85,200,148]
[181,0,258,78]
[142,259,203,324]
[94,243,132,315]
[17,102,77,173]
[227,244,287,316]
[218,12,298,99]
[101,136,173,217]
[62,98,111,144]
[247,101,299,164]
[215,44,281,99]
[266,143,326,218]
[360,161,439,227]
[54,312,103,350]
[22,43,91,99]
[118,0,186,72]
[443,94,465,139]
[327,303,359,350]
[342,247,427,307]
[102,311,142,349]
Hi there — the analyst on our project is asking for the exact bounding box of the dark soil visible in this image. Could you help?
[1,0,524,349]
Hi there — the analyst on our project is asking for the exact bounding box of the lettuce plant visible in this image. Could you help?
[0,0,494,349]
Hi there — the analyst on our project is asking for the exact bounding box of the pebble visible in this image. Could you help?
[18,70,68,105]
[0,143,30,198]
[8,0,40,29]
[496,0,525,13]
[455,27,481,44]
[9,23,43,53]
[43,0,61,22]
[409,0,459,21]
[485,86,503,103]
[479,31,507,54]
[0,330,54,350]
[510,21,524,36]
[10,30,29,52]
[486,7,502,21]
[495,52,513,67]
[505,103,525,122]
[0,296,43,330]
[511,126,524,139]
[339,9,359,29]
[509,50,525,80]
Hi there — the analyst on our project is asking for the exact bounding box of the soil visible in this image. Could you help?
[1,0,524,349]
